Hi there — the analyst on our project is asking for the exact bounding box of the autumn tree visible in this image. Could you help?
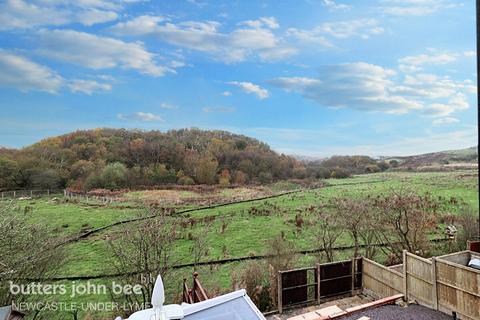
[195,156,218,185]
[218,169,231,186]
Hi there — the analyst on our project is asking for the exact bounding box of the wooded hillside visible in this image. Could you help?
[0,128,304,190]
[0,128,394,190]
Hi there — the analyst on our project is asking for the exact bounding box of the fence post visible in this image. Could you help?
[13,190,16,198]
[277,271,283,314]
[431,257,438,310]
[317,263,321,305]
[351,257,355,296]
[47,189,50,197]
[403,250,408,301]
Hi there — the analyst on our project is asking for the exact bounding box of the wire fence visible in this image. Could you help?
[0,189,64,200]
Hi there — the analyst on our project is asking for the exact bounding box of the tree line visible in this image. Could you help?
[0,128,391,191]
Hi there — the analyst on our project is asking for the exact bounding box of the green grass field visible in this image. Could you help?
[6,170,479,320]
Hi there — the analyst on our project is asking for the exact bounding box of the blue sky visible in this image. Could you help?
[0,0,477,156]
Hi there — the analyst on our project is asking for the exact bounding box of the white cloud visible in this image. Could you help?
[241,17,279,29]
[464,51,476,57]
[0,51,62,93]
[222,91,232,96]
[321,0,351,10]
[202,106,235,113]
[380,0,461,16]
[36,29,172,77]
[227,81,269,99]
[314,19,383,39]
[68,79,112,95]
[433,117,460,125]
[160,102,178,109]
[0,0,132,30]
[398,52,457,72]
[111,15,296,63]
[286,19,383,47]
[117,112,164,122]
[0,51,115,95]
[270,62,474,116]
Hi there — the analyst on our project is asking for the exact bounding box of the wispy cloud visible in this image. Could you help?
[0,0,136,30]
[240,17,279,29]
[159,103,178,109]
[0,51,115,95]
[464,51,476,57]
[286,18,383,48]
[270,61,474,117]
[321,0,351,10]
[433,117,460,125]
[68,79,112,95]
[380,0,462,16]
[202,106,235,113]
[398,51,458,72]
[111,15,296,63]
[117,112,164,122]
[227,81,269,99]
[36,29,173,77]
[0,51,62,93]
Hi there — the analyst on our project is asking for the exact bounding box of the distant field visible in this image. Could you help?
[7,170,479,320]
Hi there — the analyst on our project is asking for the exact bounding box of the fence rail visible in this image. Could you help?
[64,190,121,203]
[0,189,64,199]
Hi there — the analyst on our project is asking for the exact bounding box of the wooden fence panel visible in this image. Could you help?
[436,257,480,320]
[362,258,404,299]
[405,252,434,308]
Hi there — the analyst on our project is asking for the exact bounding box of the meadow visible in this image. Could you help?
[7,170,479,319]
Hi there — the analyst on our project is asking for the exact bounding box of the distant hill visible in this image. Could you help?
[0,128,304,190]
[384,147,478,169]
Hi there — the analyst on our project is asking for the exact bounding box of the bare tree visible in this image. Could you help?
[0,201,65,307]
[315,209,343,262]
[373,190,440,260]
[190,224,211,272]
[456,205,479,250]
[331,196,379,259]
[265,235,297,309]
[108,211,177,318]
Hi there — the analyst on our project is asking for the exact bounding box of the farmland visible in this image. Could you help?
[3,169,478,319]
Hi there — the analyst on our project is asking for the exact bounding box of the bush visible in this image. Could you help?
[30,169,61,189]
[178,176,195,185]
[232,261,271,311]
[100,163,128,189]
[258,172,273,184]
[233,170,247,185]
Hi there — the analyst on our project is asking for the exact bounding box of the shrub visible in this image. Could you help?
[178,176,195,185]
[258,171,273,184]
[232,261,271,311]
[30,169,61,189]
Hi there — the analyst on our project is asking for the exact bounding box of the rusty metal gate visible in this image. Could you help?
[278,258,362,313]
